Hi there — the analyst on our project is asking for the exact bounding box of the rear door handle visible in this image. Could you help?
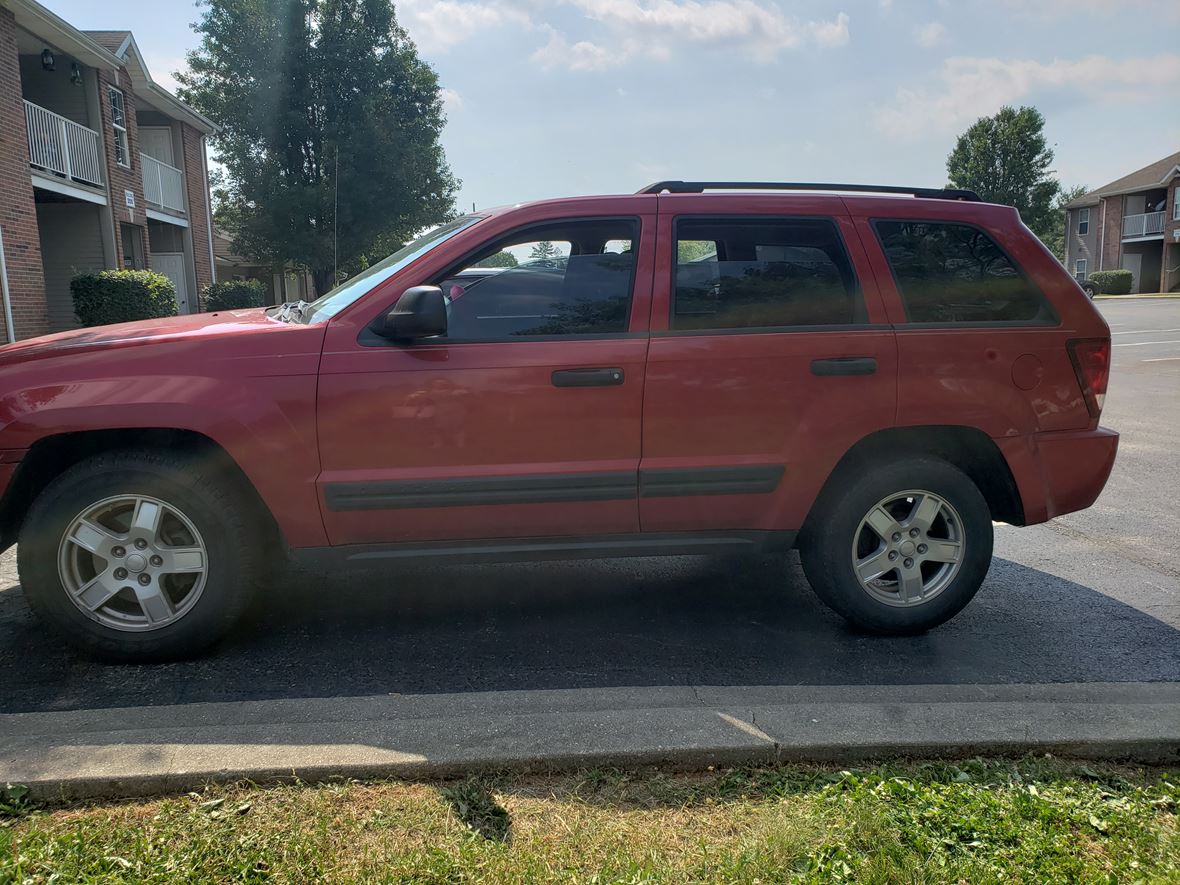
[551,367,625,388]
[810,357,877,376]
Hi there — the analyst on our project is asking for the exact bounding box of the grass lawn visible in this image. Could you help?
[1,758,1176,883]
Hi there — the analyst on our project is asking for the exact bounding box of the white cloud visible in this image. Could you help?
[397,0,531,52]
[534,1,851,68]
[531,28,635,71]
[914,22,946,49]
[439,87,463,113]
[874,53,1180,140]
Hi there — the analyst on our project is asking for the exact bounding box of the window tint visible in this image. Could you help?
[874,220,1056,325]
[672,218,861,330]
[438,218,637,339]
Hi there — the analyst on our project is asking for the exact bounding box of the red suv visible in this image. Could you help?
[0,182,1116,660]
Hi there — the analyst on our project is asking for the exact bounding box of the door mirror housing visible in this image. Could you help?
[378,286,447,341]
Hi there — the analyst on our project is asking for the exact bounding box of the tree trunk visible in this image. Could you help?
[312,268,336,297]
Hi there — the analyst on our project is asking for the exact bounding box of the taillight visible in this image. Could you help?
[1068,338,1110,419]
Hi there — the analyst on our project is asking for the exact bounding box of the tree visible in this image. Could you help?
[1045,184,1088,261]
[475,251,518,268]
[946,106,1059,242]
[178,0,459,295]
[529,240,560,261]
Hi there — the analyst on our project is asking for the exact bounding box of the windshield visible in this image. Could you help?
[300,215,485,324]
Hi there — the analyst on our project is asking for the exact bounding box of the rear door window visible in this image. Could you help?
[873,220,1057,324]
[671,217,863,331]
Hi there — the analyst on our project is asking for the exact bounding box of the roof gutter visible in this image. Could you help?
[1,0,122,70]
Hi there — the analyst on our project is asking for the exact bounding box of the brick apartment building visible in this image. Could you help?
[0,0,217,343]
[1064,149,1180,294]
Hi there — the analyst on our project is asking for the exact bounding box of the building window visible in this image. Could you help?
[1077,207,1089,236]
[1174,186,1180,221]
[1075,258,1087,282]
[108,87,130,168]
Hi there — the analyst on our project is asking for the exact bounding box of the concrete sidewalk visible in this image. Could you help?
[3,681,1177,800]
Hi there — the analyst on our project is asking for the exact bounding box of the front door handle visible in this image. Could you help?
[811,357,877,376]
[551,367,625,388]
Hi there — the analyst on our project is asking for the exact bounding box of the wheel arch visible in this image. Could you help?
[803,425,1026,539]
[0,428,284,554]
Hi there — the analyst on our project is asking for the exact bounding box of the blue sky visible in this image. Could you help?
[44,0,1180,211]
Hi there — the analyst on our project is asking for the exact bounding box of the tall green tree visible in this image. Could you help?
[528,240,560,261]
[178,0,458,295]
[946,105,1060,242]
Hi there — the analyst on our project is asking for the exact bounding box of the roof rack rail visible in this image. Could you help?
[636,181,982,201]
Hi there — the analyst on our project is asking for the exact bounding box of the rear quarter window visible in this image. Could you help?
[873,220,1057,325]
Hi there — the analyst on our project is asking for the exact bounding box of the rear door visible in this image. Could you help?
[638,194,897,535]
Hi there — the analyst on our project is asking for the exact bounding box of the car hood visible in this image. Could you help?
[0,309,293,365]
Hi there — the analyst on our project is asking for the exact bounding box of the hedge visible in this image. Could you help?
[204,279,268,312]
[1087,269,1133,295]
[70,270,177,327]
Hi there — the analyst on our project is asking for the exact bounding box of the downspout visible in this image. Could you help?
[201,136,217,284]
[1098,199,1106,272]
[0,226,16,345]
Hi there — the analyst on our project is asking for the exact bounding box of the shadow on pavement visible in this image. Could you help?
[1,552,1177,714]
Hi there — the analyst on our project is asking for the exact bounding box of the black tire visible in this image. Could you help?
[1081,281,1099,299]
[799,457,993,634]
[18,448,264,661]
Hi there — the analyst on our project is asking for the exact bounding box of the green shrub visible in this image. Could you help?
[204,279,268,311]
[70,270,177,327]
[1087,269,1133,295]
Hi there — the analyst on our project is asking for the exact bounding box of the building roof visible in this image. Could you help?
[81,29,218,135]
[1067,149,1180,208]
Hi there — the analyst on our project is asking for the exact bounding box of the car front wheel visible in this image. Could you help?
[18,448,264,661]
[800,457,993,634]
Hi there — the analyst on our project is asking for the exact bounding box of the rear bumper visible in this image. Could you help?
[997,427,1118,525]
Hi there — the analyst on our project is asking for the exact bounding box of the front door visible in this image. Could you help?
[639,195,897,535]
[152,252,191,314]
[316,206,656,546]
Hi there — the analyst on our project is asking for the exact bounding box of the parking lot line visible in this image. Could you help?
[1112,339,1180,347]
[1112,328,1180,335]
[1142,357,1180,363]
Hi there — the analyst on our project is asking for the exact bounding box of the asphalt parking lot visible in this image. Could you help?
[1,298,1177,717]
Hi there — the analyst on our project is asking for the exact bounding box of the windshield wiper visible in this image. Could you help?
[271,300,311,323]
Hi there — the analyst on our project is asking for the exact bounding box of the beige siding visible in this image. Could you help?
[1065,206,1099,277]
[36,201,108,331]
[18,53,93,127]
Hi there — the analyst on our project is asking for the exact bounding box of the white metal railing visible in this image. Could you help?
[141,153,186,214]
[23,100,104,187]
[1122,211,1165,239]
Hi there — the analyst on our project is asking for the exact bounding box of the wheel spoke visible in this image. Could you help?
[855,549,895,583]
[908,494,942,532]
[74,572,123,611]
[66,519,119,557]
[130,498,163,541]
[864,507,901,541]
[134,581,173,624]
[898,568,924,603]
[160,546,206,574]
[923,539,962,563]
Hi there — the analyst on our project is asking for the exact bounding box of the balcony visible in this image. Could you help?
[141,153,186,215]
[24,100,104,188]
[1123,211,1165,240]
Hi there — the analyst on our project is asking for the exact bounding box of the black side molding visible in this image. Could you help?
[325,472,636,512]
[811,357,877,376]
[640,465,784,498]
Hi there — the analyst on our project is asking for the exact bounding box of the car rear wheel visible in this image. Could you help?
[800,457,993,634]
[18,448,264,661]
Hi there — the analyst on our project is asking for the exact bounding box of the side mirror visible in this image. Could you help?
[378,285,447,341]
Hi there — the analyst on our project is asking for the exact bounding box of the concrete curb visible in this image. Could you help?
[3,682,1177,801]
[1095,294,1180,299]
